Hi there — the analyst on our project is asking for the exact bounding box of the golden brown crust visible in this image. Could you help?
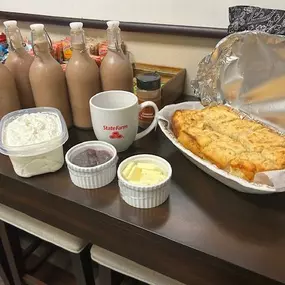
[172,105,285,182]
[172,110,204,137]
[203,140,246,169]
[228,160,257,181]
[177,131,203,158]
[172,110,185,138]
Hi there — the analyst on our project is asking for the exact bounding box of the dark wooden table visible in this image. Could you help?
[1,105,285,285]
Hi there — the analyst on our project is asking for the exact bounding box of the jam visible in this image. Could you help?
[71,148,112,167]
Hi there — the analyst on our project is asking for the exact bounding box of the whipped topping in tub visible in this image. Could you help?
[0,108,68,178]
[4,112,61,146]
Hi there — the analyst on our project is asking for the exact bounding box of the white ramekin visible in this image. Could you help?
[65,141,118,189]
[117,154,172,208]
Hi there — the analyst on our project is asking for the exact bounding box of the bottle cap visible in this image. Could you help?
[69,22,83,30]
[3,20,18,29]
[30,24,45,32]
[136,73,161,91]
[107,21,120,29]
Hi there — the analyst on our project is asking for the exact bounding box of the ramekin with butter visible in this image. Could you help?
[117,154,172,208]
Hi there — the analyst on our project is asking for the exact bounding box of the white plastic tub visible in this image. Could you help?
[0,107,68,177]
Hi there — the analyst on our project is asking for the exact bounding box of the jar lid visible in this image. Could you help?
[136,73,161,91]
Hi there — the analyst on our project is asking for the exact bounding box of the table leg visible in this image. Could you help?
[0,221,23,285]
[98,265,124,285]
[0,239,14,285]
[0,263,10,285]
[70,247,96,285]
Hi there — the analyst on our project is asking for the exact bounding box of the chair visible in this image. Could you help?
[0,238,14,285]
[0,204,95,285]
[90,244,185,285]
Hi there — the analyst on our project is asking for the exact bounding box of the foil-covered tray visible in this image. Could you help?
[158,102,285,194]
[191,31,285,133]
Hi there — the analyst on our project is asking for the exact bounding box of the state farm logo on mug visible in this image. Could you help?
[90,91,159,152]
[103,125,127,139]
[103,125,128,131]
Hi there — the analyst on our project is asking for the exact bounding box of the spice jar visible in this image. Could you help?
[136,73,161,129]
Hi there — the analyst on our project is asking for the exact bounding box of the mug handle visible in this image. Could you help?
[135,101,159,141]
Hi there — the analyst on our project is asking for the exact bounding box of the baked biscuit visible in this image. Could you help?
[261,147,285,169]
[177,128,217,158]
[239,128,285,152]
[203,140,246,169]
[172,110,204,137]
[201,105,240,124]
[228,152,276,181]
[206,118,264,140]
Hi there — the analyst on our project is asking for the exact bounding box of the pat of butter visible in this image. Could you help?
[122,161,167,185]
[127,165,142,182]
[136,162,160,171]
[122,161,135,178]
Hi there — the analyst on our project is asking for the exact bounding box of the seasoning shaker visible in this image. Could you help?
[136,73,161,129]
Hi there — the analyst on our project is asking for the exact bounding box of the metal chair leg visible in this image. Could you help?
[70,246,96,285]
[0,221,23,285]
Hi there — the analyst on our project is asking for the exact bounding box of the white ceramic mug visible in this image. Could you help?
[89,91,159,152]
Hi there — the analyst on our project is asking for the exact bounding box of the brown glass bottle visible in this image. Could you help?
[0,63,21,119]
[4,20,35,108]
[29,24,72,127]
[66,22,101,129]
[100,21,133,92]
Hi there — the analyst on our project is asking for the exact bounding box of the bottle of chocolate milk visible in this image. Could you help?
[100,21,133,92]
[66,22,101,129]
[0,63,21,119]
[29,24,72,127]
[4,20,35,108]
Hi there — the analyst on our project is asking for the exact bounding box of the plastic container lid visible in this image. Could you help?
[70,22,83,30]
[0,107,68,157]
[136,73,161,91]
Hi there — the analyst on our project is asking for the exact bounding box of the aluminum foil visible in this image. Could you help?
[191,31,285,132]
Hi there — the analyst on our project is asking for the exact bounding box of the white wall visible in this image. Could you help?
[0,20,220,95]
[2,0,285,28]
